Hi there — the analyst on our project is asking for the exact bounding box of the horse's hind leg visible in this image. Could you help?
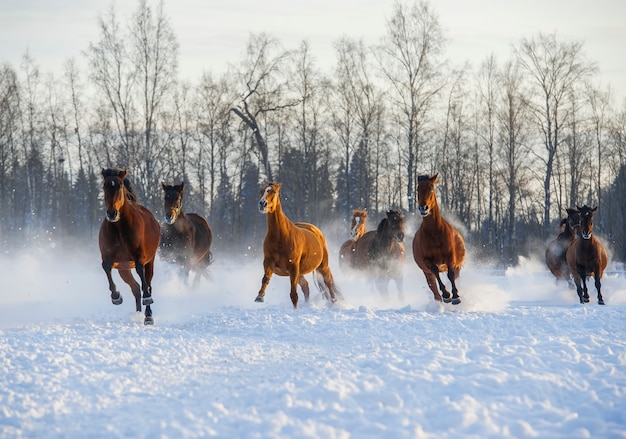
[447,269,461,305]
[298,276,310,303]
[102,258,123,305]
[118,269,141,312]
[317,264,339,303]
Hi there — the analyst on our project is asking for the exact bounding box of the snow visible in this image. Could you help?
[1,245,626,438]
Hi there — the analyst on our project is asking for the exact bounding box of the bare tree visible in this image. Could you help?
[374,0,447,213]
[515,32,596,233]
[230,33,298,182]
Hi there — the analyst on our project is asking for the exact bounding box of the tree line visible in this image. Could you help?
[1,0,625,266]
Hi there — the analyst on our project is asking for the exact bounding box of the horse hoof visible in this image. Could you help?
[598,299,605,305]
[451,298,461,305]
[111,296,123,305]
[144,316,154,326]
[442,297,452,304]
[142,296,153,305]
[255,296,264,303]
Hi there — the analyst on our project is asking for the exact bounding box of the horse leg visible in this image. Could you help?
[572,271,585,304]
[118,269,141,312]
[423,271,442,302]
[447,269,461,305]
[317,264,339,303]
[594,274,605,305]
[255,263,273,303]
[102,257,122,305]
[578,270,590,303]
[430,264,451,303]
[143,260,155,325]
[375,277,390,297]
[134,260,153,306]
[298,276,310,303]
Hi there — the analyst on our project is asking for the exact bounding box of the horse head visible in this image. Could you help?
[350,209,367,239]
[101,168,129,223]
[417,174,439,217]
[259,182,282,214]
[378,209,405,243]
[577,205,598,240]
[162,182,184,224]
[565,207,581,236]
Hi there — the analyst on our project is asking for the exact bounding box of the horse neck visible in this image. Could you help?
[423,201,445,229]
[266,203,292,237]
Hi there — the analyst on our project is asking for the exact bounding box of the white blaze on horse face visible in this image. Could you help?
[350,217,361,238]
[259,186,272,214]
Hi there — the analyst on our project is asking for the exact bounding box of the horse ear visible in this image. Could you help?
[431,173,439,184]
[101,168,107,177]
[161,182,167,191]
[275,182,282,192]
[177,182,184,193]
[119,169,127,180]
[592,206,598,212]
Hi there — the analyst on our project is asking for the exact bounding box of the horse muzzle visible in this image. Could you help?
[418,206,430,217]
[395,231,405,243]
[581,231,592,240]
[164,211,178,225]
[105,210,120,222]
[259,200,268,214]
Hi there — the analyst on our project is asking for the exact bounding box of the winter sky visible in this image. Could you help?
[0,0,625,103]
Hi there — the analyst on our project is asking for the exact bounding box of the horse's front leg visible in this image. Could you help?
[447,268,461,305]
[102,257,122,305]
[118,269,141,311]
[288,266,301,309]
[572,271,585,304]
[594,273,605,305]
[422,271,442,302]
[578,269,590,303]
[134,260,153,305]
[430,263,451,302]
[255,263,273,303]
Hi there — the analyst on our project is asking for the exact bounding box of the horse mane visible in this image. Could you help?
[102,167,138,202]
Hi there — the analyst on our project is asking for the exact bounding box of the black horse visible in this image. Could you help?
[352,210,406,298]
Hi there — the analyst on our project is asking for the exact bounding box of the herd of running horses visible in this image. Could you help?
[98,168,608,325]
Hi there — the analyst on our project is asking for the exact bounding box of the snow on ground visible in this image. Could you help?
[0,244,625,438]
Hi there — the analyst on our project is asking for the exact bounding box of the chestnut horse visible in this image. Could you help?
[412,174,465,305]
[160,182,213,286]
[545,207,580,284]
[352,210,406,297]
[256,182,340,308]
[98,168,161,325]
[338,208,368,271]
[566,205,608,305]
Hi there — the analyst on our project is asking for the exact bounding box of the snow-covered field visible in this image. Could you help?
[1,244,625,438]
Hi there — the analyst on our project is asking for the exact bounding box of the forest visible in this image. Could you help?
[1,0,625,266]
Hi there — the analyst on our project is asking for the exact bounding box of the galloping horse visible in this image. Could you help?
[160,182,213,286]
[545,207,580,284]
[566,205,608,305]
[352,210,406,297]
[256,182,340,308]
[338,209,368,271]
[98,168,161,325]
[412,174,465,305]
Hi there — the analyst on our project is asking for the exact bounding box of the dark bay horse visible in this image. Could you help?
[545,208,580,285]
[160,182,213,286]
[352,210,406,298]
[256,182,340,308]
[566,205,608,305]
[98,168,161,325]
[412,174,465,305]
[339,208,368,271]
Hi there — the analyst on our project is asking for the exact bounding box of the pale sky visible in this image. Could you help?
[0,0,625,103]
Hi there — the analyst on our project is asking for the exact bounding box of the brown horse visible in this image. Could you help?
[338,208,368,271]
[545,207,580,284]
[352,210,406,297]
[412,174,465,305]
[566,205,608,305]
[160,182,213,287]
[256,182,340,308]
[98,168,161,325]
